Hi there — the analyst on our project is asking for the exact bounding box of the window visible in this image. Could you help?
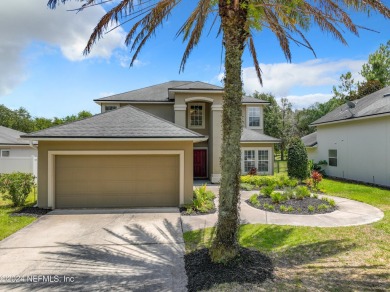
[188,103,205,129]
[247,107,261,128]
[242,148,270,174]
[0,150,10,157]
[258,150,269,172]
[243,150,256,172]
[329,149,337,166]
[104,105,118,112]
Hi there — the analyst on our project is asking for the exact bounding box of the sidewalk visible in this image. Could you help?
[181,186,384,232]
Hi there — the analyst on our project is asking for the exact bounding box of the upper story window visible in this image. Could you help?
[104,105,118,112]
[0,150,10,157]
[188,103,205,129]
[247,106,261,129]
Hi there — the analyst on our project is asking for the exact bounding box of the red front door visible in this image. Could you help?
[194,149,207,178]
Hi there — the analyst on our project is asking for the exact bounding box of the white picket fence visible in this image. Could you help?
[0,156,37,178]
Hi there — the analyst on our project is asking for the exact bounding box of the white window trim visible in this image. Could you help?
[328,149,338,167]
[246,106,262,129]
[188,103,206,129]
[47,150,185,209]
[0,149,10,157]
[241,147,272,175]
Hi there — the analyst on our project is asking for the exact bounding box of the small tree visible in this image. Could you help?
[287,138,308,181]
[0,172,36,207]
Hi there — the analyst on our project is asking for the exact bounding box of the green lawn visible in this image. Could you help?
[184,178,390,291]
[0,192,37,241]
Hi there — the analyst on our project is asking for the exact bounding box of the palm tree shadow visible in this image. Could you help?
[0,218,189,292]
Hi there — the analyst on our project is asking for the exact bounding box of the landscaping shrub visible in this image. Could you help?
[310,170,323,191]
[0,172,36,207]
[308,205,315,212]
[287,138,309,181]
[321,197,336,207]
[240,183,254,191]
[317,204,330,211]
[247,167,257,175]
[261,185,275,197]
[249,194,260,206]
[186,184,215,213]
[270,192,287,204]
[263,203,275,211]
[283,187,294,200]
[294,186,311,200]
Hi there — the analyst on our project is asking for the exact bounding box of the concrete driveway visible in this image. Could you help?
[0,209,187,291]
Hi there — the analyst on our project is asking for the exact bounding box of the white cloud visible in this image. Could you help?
[0,0,125,95]
[218,58,367,109]
[283,93,333,109]
[116,53,149,68]
[242,59,365,97]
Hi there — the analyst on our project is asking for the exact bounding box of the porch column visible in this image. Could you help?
[174,104,187,127]
[210,104,223,183]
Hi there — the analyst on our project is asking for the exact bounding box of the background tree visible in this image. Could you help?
[0,104,92,132]
[47,0,390,263]
[280,98,296,160]
[287,137,308,181]
[332,72,358,101]
[361,40,390,86]
[254,92,282,140]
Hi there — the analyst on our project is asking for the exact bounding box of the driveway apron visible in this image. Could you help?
[0,209,187,291]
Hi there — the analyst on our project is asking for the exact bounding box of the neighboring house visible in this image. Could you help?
[22,81,280,209]
[0,126,37,176]
[301,131,318,162]
[303,86,390,187]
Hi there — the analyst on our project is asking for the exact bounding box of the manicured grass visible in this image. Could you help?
[274,160,287,174]
[184,178,390,291]
[0,192,37,241]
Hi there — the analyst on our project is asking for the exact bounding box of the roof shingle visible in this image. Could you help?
[0,126,29,145]
[301,132,317,147]
[241,128,280,143]
[311,86,390,126]
[21,106,205,140]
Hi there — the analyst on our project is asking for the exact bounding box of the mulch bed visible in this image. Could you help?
[185,247,274,292]
[246,195,337,215]
[179,207,217,216]
[11,207,51,217]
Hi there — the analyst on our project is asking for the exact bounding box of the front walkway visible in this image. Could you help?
[181,186,384,232]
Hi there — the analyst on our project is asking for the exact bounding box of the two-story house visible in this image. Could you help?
[22,81,279,209]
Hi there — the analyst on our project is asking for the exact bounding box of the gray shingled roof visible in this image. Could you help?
[94,81,222,103]
[241,128,280,143]
[169,81,223,90]
[242,96,269,104]
[21,106,205,139]
[95,81,267,104]
[0,126,29,145]
[301,132,317,147]
[311,86,390,126]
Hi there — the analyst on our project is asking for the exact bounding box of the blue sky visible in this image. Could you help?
[0,0,389,118]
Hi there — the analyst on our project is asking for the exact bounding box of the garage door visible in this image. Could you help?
[55,155,179,208]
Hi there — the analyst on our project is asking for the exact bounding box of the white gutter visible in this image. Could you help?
[29,141,38,150]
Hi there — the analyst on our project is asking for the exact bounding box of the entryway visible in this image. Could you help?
[193,149,207,179]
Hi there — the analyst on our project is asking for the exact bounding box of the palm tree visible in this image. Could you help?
[48,0,390,263]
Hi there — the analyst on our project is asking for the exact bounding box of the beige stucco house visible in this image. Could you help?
[303,86,390,187]
[22,81,279,209]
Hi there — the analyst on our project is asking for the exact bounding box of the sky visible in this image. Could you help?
[0,0,389,118]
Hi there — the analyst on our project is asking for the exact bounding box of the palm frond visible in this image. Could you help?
[177,0,213,72]
[247,35,262,86]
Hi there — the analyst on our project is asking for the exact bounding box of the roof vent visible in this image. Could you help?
[384,93,390,98]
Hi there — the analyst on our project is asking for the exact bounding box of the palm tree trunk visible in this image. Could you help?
[210,0,248,264]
